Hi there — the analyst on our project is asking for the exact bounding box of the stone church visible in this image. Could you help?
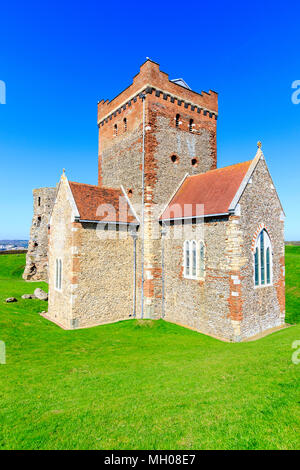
[24,59,285,341]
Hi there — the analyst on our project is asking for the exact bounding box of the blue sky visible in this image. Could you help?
[0,0,299,240]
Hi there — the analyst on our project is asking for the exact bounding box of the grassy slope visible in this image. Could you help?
[0,250,299,450]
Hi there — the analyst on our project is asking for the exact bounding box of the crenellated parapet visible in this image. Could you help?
[97,59,218,127]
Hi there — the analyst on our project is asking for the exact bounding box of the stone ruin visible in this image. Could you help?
[23,187,56,281]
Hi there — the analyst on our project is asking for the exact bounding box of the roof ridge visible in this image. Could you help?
[69,181,122,192]
[188,160,252,178]
[69,181,98,187]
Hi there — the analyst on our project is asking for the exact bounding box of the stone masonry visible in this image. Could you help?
[23,187,56,281]
[163,153,285,342]
[98,59,218,318]
[28,59,285,341]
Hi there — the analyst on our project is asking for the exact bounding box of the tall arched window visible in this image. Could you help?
[55,258,62,290]
[114,124,118,136]
[175,114,180,128]
[189,119,194,132]
[192,241,197,277]
[123,118,127,132]
[199,242,205,277]
[254,229,272,287]
[183,240,205,280]
[184,240,190,277]
[55,259,58,289]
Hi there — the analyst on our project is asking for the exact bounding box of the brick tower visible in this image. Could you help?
[97,59,218,318]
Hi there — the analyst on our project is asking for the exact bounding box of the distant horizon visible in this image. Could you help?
[1,238,300,243]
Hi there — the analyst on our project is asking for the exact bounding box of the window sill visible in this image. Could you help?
[184,276,205,281]
[254,283,273,289]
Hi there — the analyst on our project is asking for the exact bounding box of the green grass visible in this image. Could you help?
[285,245,300,324]
[0,250,299,450]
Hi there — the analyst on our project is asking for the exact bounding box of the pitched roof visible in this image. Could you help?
[69,182,138,224]
[160,160,253,220]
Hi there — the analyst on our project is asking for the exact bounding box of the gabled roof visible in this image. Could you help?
[160,160,253,220]
[69,182,138,224]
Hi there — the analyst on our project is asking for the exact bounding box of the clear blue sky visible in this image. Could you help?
[0,0,299,240]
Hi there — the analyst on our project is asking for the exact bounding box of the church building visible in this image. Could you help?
[24,59,285,341]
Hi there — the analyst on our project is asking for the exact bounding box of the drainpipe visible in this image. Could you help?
[141,93,146,319]
[161,223,167,318]
[130,230,137,318]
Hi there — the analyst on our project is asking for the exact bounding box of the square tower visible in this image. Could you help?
[97,60,218,318]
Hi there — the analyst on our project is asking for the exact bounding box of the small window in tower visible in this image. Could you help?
[124,118,127,132]
[37,216,41,227]
[189,119,194,132]
[191,158,198,167]
[170,155,178,164]
[128,189,133,197]
[38,197,41,206]
[114,124,118,136]
[175,114,180,128]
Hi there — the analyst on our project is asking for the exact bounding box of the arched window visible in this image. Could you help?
[189,119,194,132]
[183,240,205,280]
[199,242,205,277]
[55,258,62,290]
[184,240,190,277]
[192,241,197,277]
[254,229,272,287]
[123,118,127,132]
[55,259,58,289]
[175,114,180,128]
[114,124,118,136]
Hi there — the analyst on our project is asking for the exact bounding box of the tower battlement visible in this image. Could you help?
[97,59,218,125]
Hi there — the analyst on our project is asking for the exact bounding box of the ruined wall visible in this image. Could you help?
[23,187,56,281]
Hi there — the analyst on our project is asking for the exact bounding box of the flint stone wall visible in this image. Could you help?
[238,157,285,339]
[48,181,73,327]
[72,224,135,328]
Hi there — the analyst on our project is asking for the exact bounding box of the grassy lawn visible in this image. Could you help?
[0,249,299,450]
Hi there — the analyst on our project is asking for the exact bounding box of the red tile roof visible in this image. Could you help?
[160,160,252,220]
[69,182,138,224]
